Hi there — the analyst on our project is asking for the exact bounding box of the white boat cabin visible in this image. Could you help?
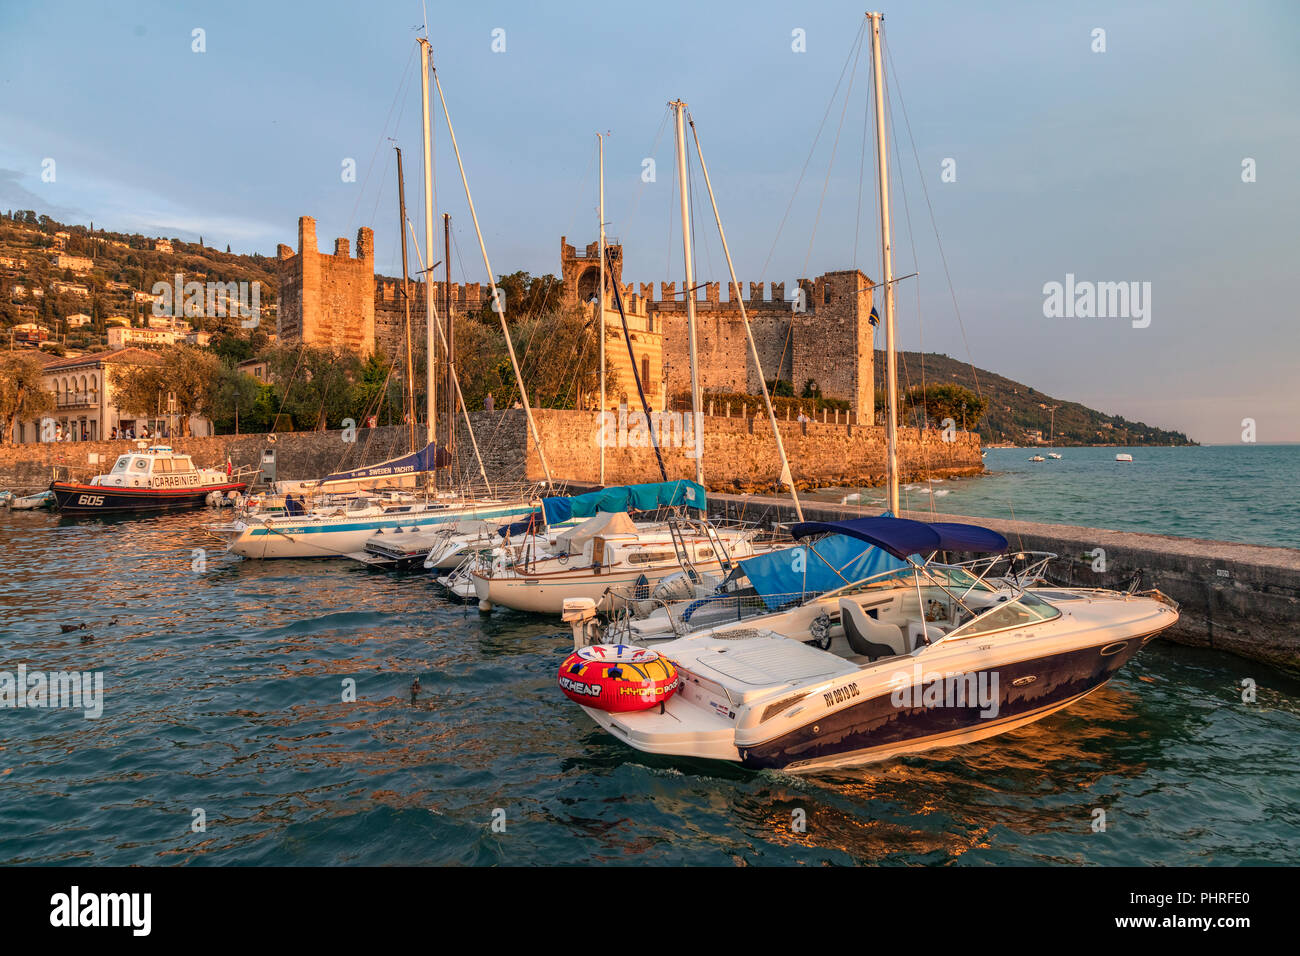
[93,447,218,489]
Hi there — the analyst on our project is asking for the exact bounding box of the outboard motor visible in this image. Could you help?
[562,598,601,649]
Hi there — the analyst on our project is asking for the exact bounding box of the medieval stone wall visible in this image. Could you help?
[518,408,982,493]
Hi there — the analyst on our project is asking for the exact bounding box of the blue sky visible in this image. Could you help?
[2,0,1297,442]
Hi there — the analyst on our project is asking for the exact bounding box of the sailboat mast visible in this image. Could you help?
[687,114,803,521]
[419,38,437,460]
[395,146,417,455]
[432,67,555,488]
[445,213,455,471]
[597,132,606,486]
[868,13,900,516]
[671,100,704,487]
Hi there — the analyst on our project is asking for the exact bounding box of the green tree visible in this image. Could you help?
[265,345,364,430]
[108,344,222,436]
[905,383,988,430]
[0,352,55,443]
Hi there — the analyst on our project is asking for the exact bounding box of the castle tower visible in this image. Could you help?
[561,235,622,306]
[275,216,375,355]
[791,269,875,421]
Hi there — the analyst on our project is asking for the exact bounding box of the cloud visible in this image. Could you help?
[0,167,87,223]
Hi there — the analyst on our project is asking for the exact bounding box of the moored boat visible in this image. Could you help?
[563,516,1180,771]
[50,446,252,514]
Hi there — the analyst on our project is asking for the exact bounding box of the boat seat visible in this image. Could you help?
[840,598,907,661]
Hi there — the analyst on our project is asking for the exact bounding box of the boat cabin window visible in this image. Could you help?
[131,458,150,472]
[155,459,172,473]
[627,550,676,565]
[172,456,194,472]
[111,456,132,474]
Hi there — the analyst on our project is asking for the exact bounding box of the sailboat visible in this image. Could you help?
[468,106,798,613]
[557,13,1180,771]
[213,37,543,560]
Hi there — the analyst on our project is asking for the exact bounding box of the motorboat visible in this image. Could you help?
[562,516,1179,771]
[1116,453,1134,462]
[51,444,253,514]
[9,490,54,510]
[1028,455,1045,462]
[1047,452,1062,460]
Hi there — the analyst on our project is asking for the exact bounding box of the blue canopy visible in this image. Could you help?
[789,516,1008,560]
[738,534,908,610]
[541,479,705,525]
[320,442,450,485]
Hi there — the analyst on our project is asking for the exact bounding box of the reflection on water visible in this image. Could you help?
[1,510,1297,865]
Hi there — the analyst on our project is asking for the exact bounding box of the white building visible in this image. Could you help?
[12,347,213,444]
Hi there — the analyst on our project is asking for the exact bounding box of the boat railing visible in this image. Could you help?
[951,551,1058,591]
[603,585,816,639]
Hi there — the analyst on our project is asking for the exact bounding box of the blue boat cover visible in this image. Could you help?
[498,512,544,536]
[320,442,450,485]
[540,479,705,525]
[738,535,908,610]
[789,516,1008,559]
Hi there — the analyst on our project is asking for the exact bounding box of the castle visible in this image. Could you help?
[275,217,876,418]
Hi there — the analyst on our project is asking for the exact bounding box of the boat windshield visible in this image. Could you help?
[948,590,1061,638]
[110,456,132,474]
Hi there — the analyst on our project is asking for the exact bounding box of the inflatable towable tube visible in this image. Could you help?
[557,644,679,712]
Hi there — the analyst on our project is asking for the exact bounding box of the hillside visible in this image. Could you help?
[0,210,279,351]
[1,212,1194,445]
[885,350,1196,446]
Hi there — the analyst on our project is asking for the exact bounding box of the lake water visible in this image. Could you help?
[2,486,1297,865]
[813,445,1300,550]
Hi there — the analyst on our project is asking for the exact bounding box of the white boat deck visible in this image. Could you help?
[659,630,859,703]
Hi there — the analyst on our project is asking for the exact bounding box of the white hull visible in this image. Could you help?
[222,499,537,560]
[474,557,739,615]
[568,579,1179,771]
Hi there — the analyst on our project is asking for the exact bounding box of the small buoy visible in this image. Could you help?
[558,644,679,713]
[478,599,493,613]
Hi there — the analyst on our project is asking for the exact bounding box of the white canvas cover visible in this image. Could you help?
[555,510,639,553]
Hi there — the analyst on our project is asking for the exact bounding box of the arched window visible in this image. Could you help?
[641,356,650,388]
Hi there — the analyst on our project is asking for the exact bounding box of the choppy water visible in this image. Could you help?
[815,445,1300,550]
[1,504,1297,865]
